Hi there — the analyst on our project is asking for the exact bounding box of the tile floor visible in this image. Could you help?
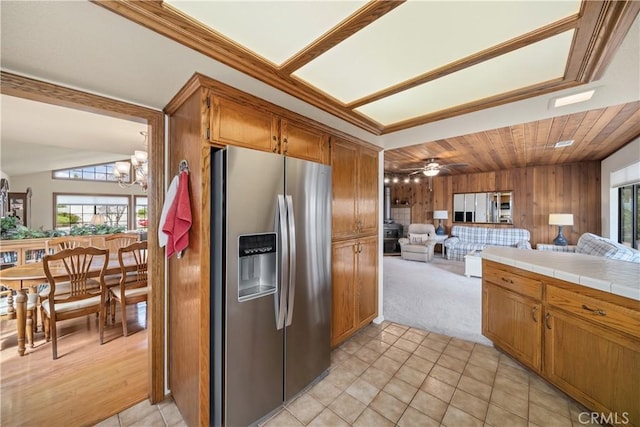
[100,320,599,427]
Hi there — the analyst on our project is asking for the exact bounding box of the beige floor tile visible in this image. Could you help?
[463,363,497,386]
[485,403,528,427]
[352,408,395,427]
[497,362,530,385]
[467,352,499,372]
[443,344,472,362]
[385,323,409,336]
[307,408,350,427]
[324,365,358,390]
[490,389,529,419]
[428,331,452,343]
[286,393,325,425]
[331,348,350,366]
[354,345,382,364]
[493,373,529,401]
[379,331,400,345]
[528,402,573,427]
[449,337,476,351]
[119,400,161,426]
[413,344,443,363]
[383,346,411,364]
[404,354,435,375]
[94,415,120,427]
[308,377,343,406]
[262,409,304,427]
[409,390,449,422]
[369,391,407,424]
[361,325,382,338]
[341,356,369,376]
[382,377,418,404]
[394,364,427,388]
[436,353,468,373]
[394,337,420,353]
[457,375,492,402]
[372,354,402,375]
[450,388,489,420]
[351,332,372,346]
[429,364,462,387]
[441,405,484,427]
[346,377,380,405]
[360,366,393,390]
[407,327,429,336]
[339,340,362,355]
[397,406,440,427]
[402,330,427,344]
[328,392,367,424]
[127,409,167,427]
[157,399,187,427]
[472,343,501,357]
[365,339,391,354]
[421,375,456,402]
[529,386,570,418]
[421,337,449,352]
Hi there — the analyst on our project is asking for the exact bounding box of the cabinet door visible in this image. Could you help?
[544,309,640,427]
[357,147,378,236]
[210,97,278,152]
[357,236,378,327]
[331,240,358,347]
[482,282,542,371]
[331,140,358,240]
[281,120,329,164]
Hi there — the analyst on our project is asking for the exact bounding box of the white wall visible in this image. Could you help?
[601,136,640,239]
[8,171,144,230]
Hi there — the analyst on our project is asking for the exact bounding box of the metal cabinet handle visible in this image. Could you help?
[545,312,552,329]
[531,306,537,322]
[581,304,606,316]
[501,277,514,284]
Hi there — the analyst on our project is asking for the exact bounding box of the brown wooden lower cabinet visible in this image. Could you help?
[331,235,378,347]
[482,260,640,427]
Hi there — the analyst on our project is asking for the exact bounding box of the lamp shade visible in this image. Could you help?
[549,213,573,226]
[434,210,448,220]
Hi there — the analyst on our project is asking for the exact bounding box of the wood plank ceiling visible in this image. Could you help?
[94,1,640,175]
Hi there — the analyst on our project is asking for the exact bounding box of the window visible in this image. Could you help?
[54,194,129,231]
[134,196,148,231]
[53,161,130,183]
[619,184,639,249]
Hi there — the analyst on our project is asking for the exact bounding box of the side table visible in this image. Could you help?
[434,234,448,258]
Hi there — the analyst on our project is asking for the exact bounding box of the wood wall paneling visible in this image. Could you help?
[388,162,601,246]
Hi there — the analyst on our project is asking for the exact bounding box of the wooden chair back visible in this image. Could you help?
[104,233,139,254]
[45,235,94,253]
[109,241,148,337]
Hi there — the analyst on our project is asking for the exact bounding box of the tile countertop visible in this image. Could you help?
[480,247,640,302]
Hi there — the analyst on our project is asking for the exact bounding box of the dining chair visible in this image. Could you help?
[41,246,108,359]
[45,235,94,253]
[109,241,148,337]
[102,233,140,292]
[0,287,38,349]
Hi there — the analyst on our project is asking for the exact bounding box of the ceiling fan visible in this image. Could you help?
[401,158,468,177]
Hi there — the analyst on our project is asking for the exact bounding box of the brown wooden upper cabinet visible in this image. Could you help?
[209,95,329,165]
[331,138,378,240]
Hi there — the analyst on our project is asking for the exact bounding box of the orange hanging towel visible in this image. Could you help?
[162,170,192,258]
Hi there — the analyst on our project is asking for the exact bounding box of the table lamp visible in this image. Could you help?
[549,213,573,246]
[434,210,448,235]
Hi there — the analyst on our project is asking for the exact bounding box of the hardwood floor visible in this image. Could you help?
[0,303,149,426]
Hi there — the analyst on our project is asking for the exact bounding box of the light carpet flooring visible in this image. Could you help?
[383,255,492,346]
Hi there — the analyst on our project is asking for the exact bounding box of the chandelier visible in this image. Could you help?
[114,131,148,191]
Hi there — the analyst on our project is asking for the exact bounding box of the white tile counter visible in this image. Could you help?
[481,247,640,301]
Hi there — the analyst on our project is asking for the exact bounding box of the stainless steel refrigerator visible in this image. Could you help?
[211,146,332,426]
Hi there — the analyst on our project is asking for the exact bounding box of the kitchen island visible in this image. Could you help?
[480,247,639,427]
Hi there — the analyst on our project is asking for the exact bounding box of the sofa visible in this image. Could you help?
[443,225,532,261]
[398,224,437,262]
[539,232,640,263]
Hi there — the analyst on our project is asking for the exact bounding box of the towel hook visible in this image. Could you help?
[179,160,189,174]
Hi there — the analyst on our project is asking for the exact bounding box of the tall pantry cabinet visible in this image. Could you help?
[331,137,380,347]
[164,73,380,425]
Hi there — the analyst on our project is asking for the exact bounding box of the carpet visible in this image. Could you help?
[383,255,493,346]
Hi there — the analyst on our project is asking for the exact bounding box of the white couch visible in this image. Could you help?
[443,225,532,261]
[398,224,437,262]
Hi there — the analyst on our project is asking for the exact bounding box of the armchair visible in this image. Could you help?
[398,224,437,262]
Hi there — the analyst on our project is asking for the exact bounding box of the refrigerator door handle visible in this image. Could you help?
[285,195,296,327]
[275,194,288,330]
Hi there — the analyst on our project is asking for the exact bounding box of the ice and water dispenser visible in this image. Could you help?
[237,233,277,301]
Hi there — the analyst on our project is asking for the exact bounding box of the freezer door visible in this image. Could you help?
[284,158,332,401]
[223,146,285,426]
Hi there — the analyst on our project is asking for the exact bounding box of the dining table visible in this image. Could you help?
[0,253,129,357]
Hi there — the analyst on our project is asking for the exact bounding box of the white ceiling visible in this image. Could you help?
[0,1,639,177]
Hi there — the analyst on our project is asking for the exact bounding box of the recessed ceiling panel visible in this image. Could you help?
[355,30,574,125]
[165,0,366,65]
[294,0,580,103]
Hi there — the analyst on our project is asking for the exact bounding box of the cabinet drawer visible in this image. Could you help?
[483,265,542,300]
[546,285,640,339]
